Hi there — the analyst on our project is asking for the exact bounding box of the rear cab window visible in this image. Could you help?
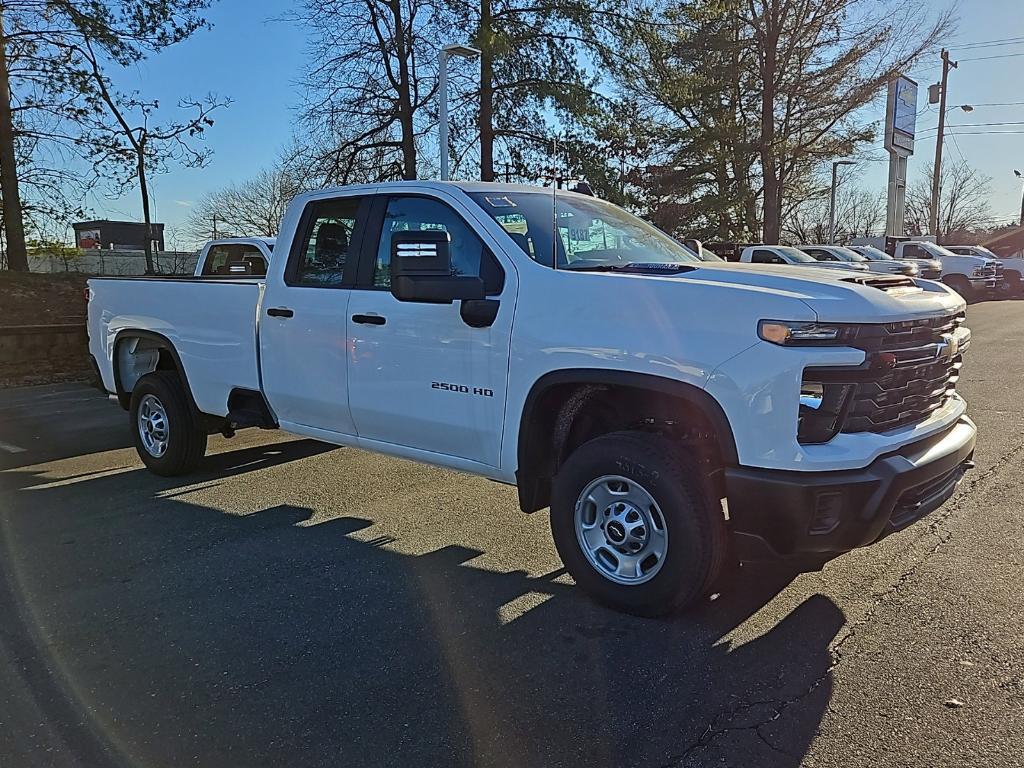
[202,244,268,276]
[286,196,366,287]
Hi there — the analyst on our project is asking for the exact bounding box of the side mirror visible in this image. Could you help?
[389,230,484,303]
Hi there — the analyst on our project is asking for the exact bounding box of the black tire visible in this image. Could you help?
[1005,270,1023,297]
[130,371,208,476]
[943,275,975,303]
[550,430,729,616]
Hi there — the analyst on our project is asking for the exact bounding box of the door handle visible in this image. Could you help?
[267,307,294,318]
[352,314,386,326]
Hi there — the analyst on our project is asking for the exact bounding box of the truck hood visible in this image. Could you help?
[670,262,966,323]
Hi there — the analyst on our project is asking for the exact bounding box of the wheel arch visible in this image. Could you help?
[515,369,738,513]
[112,329,199,415]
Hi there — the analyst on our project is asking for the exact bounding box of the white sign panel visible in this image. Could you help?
[885,76,917,156]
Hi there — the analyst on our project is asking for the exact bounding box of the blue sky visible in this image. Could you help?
[91,0,1024,241]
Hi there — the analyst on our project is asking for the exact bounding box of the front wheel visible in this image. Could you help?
[550,431,729,616]
[130,371,208,476]
[943,275,975,303]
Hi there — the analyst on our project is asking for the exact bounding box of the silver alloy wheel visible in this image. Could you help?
[137,394,169,458]
[574,474,669,585]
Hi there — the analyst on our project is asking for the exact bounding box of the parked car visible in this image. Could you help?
[736,244,870,272]
[944,245,1022,294]
[852,236,1003,301]
[848,244,942,280]
[800,244,919,277]
[87,182,976,615]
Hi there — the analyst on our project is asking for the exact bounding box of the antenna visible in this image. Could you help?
[551,137,558,270]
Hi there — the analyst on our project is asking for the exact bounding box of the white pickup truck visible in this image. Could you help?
[799,245,920,277]
[736,244,870,272]
[852,236,1003,300]
[944,245,1022,294]
[88,182,976,615]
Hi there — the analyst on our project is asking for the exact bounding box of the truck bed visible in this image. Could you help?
[87,277,262,416]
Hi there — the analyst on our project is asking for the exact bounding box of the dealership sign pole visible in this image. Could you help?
[884,75,917,238]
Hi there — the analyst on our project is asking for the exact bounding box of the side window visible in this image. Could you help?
[373,196,504,294]
[751,249,783,264]
[812,250,837,261]
[903,244,924,258]
[291,197,361,287]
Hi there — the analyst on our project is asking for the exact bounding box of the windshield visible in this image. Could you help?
[775,246,818,263]
[920,242,962,259]
[852,246,892,261]
[950,245,997,258]
[468,190,700,269]
[826,247,867,262]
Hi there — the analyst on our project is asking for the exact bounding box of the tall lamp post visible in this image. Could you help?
[1015,169,1024,227]
[438,43,480,181]
[828,160,855,244]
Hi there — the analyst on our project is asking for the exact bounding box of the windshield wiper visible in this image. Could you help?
[565,262,697,273]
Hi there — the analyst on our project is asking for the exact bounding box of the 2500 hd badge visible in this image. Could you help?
[431,381,494,397]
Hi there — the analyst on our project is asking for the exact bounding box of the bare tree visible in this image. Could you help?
[905,160,992,241]
[741,0,950,242]
[0,0,213,272]
[292,0,439,183]
[80,38,227,273]
[784,181,886,244]
[186,166,309,242]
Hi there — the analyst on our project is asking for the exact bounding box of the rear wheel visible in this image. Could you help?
[130,371,207,476]
[550,431,729,616]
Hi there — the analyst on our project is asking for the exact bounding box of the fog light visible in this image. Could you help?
[809,491,844,535]
[798,380,854,444]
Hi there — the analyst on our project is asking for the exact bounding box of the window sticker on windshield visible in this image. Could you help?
[483,195,517,208]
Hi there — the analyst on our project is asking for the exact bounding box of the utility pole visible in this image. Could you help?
[212,213,218,240]
[929,49,957,239]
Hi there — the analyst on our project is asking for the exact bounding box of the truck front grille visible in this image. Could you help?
[842,313,967,434]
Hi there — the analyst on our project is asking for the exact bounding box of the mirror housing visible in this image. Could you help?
[389,230,485,303]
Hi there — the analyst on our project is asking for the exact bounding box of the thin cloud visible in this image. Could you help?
[174,200,193,207]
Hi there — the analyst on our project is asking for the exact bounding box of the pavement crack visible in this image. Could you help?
[665,436,1024,766]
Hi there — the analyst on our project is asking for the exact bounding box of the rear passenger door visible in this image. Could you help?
[345,193,515,467]
[260,194,369,435]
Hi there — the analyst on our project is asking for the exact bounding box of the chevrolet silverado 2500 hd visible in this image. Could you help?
[852,236,1003,301]
[88,182,976,615]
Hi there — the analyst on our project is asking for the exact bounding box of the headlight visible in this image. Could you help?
[759,320,858,346]
[902,264,919,276]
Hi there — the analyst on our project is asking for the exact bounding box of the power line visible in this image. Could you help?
[945,130,1024,135]
[950,36,1024,51]
[958,52,1024,63]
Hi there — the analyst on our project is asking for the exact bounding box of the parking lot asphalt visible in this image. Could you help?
[1,300,1022,768]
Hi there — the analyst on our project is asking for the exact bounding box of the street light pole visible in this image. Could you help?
[828,160,855,244]
[1016,170,1024,226]
[929,49,958,238]
[438,44,480,181]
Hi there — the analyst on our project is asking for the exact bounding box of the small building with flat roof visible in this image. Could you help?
[73,220,165,252]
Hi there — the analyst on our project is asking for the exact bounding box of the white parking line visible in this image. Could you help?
[0,439,27,454]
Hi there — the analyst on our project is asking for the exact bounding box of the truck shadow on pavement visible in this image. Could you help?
[0,441,845,768]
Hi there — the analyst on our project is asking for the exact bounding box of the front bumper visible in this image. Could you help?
[724,416,976,560]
